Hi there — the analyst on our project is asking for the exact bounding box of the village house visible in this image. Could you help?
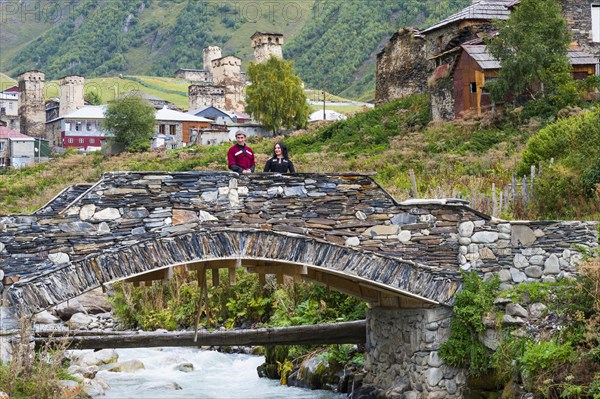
[46,105,109,151]
[0,86,19,131]
[46,104,213,151]
[0,126,36,168]
[376,0,600,120]
[155,106,212,148]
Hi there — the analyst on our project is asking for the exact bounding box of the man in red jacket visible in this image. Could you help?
[227,132,255,174]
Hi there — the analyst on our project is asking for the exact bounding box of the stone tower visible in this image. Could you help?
[251,32,284,63]
[59,75,85,117]
[211,56,245,112]
[188,84,226,110]
[203,46,222,74]
[18,70,46,138]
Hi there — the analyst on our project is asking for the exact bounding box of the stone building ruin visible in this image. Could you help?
[188,85,226,110]
[376,0,600,120]
[251,32,284,63]
[186,32,285,113]
[185,46,246,113]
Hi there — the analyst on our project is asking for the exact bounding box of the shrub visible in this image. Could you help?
[439,271,499,374]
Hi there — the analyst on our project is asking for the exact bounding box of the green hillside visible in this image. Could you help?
[0,0,469,100]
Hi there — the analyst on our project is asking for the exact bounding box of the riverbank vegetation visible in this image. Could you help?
[439,251,600,398]
[0,316,73,399]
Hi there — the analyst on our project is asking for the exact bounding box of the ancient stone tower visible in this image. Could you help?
[211,56,245,112]
[251,32,284,63]
[203,46,222,75]
[188,84,226,110]
[18,70,46,138]
[59,75,85,117]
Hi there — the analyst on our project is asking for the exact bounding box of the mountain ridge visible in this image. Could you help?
[0,0,470,99]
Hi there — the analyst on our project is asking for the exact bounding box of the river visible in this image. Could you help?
[82,347,346,399]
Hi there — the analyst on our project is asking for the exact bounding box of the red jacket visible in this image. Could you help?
[228,144,255,173]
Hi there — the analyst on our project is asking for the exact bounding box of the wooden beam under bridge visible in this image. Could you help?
[35,320,366,350]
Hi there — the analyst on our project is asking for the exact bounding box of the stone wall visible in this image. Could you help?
[375,29,429,106]
[562,0,600,57]
[188,85,226,110]
[364,307,463,398]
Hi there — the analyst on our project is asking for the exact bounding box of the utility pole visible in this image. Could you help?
[322,90,326,121]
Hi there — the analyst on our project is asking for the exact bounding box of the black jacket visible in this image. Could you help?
[263,157,295,173]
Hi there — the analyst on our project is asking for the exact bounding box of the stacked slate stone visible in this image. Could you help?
[0,171,597,315]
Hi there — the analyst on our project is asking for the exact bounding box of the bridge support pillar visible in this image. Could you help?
[362,306,465,398]
[0,306,20,362]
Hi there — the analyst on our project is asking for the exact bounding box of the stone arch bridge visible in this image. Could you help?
[0,172,596,397]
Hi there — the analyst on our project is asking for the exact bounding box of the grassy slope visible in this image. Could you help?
[0,96,530,216]
[0,73,16,90]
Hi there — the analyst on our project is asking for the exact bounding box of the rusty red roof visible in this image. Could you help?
[0,126,35,140]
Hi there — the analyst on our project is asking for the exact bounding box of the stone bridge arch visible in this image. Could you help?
[5,229,461,316]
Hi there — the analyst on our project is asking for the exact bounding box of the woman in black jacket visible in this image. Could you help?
[263,142,296,173]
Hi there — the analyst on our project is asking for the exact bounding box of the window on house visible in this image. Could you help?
[79,138,84,144]
[68,138,73,143]
[0,142,5,152]
[90,138,95,144]
[159,124,166,134]
[75,121,81,131]
[470,82,477,93]
[593,4,600,42]
[8,102,13,110]
[86,122,92,131]
[169,125,176,135]
[65,122,71,131]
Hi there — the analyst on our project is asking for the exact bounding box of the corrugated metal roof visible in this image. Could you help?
[59,105,107,120]
[462,45,501,69]
[421,0,513,34]
[462,45,599,70]
[568,50,599,65]
[156,106,212,122]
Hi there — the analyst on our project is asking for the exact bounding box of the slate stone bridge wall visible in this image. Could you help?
[0,171,597,398]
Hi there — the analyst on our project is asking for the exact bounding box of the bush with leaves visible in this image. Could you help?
[439,271,499,375]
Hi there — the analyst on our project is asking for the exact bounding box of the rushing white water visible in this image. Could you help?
[85,347,346,399]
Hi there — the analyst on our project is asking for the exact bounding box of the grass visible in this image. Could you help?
[0,72,16,90]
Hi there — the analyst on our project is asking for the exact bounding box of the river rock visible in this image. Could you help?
[59,380,81,398]
[82,377,109,397]
[106,359,145,373]
[74,349,119,367]
[34,310,61,324]
[76,288,112,314]
[68,312,95,329]
[68,364,99,379]
[174,362,194,372]
[54,299,87,320]
[139,380,183,390]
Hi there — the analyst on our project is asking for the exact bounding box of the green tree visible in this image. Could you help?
[485,0,576,104]
[245,56,310,134]
[84,90,102,105]
[103,94,156,152]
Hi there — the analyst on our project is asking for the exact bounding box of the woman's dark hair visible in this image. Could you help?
[273,142,289,159]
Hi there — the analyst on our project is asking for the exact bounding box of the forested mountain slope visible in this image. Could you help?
[1,0,469,99]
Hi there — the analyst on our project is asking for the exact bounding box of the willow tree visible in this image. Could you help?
[245,56,310,134]
[485,0,576,105]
